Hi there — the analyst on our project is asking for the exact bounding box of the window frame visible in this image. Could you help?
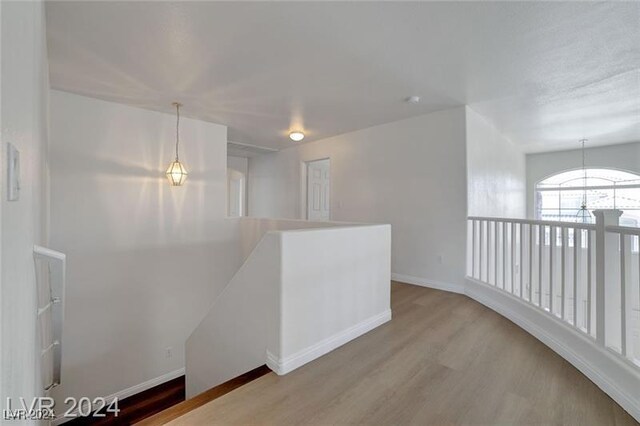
[535,167,640,224]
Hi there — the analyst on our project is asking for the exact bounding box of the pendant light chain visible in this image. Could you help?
[581,138,587,208]
[166,101,188,186]
[175,103,181,161]
[575,138,590,223]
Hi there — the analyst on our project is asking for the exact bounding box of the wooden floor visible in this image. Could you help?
[163,282,638,425]
[138,366,271,425]
[67,376,185,425]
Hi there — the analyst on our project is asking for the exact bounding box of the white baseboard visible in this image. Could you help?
[51,368,185,425]
[465,278,640,422]
[266,309,392,375]
[391,272,464,294]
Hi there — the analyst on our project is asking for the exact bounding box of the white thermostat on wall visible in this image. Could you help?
[7,142,20,201]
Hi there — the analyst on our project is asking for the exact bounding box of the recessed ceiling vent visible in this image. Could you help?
[227,141,278,157]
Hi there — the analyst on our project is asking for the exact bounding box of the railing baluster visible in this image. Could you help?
[511,222,516,294]
[520,223,524,298]
[485,221,491,284]
[539,224,543,307]
[550,226,556,314]
[472,220,477,279]
[503,221,507,290]
[574,228,580,327]
[594,213,605,346]
[587,230,592,336]
[561,227,566,320]
[621,233,634,359]
[529,224,533,303]
[479,220,484,282]
[495,220,499,286]
[620,234,627,356]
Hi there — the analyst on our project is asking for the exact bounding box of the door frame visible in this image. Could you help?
[227,169,245,217]
[301,157,331,221]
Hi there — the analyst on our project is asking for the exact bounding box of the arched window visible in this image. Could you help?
[536,168,640,226]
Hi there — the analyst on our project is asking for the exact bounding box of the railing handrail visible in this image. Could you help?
[605,225,640,236]
[467,216,596,230]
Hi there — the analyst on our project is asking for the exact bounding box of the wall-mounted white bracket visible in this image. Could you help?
[7,142,20,201]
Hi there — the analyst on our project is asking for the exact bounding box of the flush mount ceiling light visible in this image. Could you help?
[406,96,421,104]
[166,102,188,186]
[289,131,305,142]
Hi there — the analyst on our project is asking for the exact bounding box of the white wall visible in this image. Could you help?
[275,225,391,367]
[465,106,526,218]
[186,219,391,397]
[227,155,248,176]
[526,142,640,218]
[49,91,242,408]
[186,228,280,398]
[1,0,50,416]
[249,108,468,289]
[237,217,359,259]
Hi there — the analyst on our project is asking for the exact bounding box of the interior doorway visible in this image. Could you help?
[306,158,331,221]
[227,169,245,217]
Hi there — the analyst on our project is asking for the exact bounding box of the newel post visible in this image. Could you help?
[593,209,622,346]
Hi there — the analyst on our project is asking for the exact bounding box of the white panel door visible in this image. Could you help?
[307,159,330,221]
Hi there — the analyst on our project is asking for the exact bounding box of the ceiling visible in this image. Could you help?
[46,1,640,153]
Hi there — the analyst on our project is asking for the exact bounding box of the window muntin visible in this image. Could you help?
[538,168,640,188]
[536,168,640,227]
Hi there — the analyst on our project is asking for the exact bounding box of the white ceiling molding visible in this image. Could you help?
[228,141,278,158]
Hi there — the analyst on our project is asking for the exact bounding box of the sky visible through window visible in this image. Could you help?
[536,168,640,227]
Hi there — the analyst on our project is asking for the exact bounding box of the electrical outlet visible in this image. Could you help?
[165,347,172,359]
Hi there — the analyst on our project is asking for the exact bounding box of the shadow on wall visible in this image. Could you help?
[50,145,213,182]
[50,147,228,247]
[49,140,236,405]
[51,238,243,404]
[48,89,231,411]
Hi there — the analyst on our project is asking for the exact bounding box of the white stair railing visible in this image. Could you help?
[602,223,640,361]
[33,245,66,392]
[467,210,639,367]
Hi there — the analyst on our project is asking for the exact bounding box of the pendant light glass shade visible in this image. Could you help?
[166,102,187,186]
[166,159,188,186]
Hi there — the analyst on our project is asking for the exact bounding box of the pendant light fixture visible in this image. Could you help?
[575,138,591,223]
[166,102,188,186]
